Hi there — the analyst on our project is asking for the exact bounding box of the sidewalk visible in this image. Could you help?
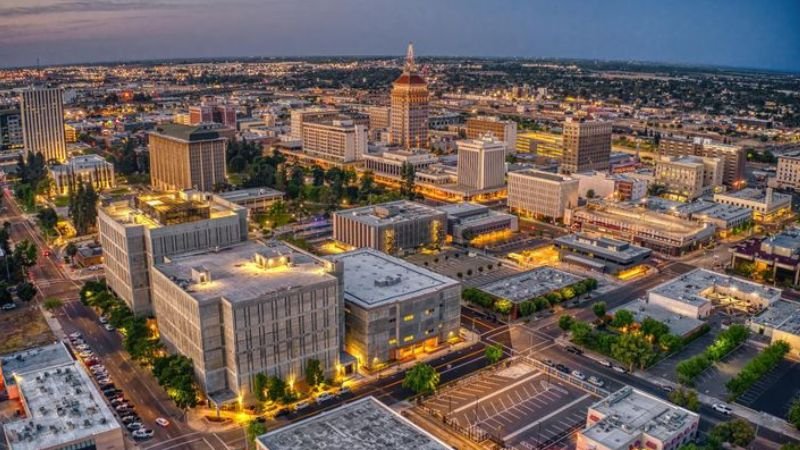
[185,408,244,434]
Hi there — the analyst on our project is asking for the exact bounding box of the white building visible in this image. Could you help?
[713,188,791,224]
[456,135,506,190]
[508,169,579,220]
[49,154,115,195]
[302,120,368,164]
[20,86,67,163]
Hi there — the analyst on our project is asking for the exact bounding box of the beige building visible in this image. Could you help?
[465,116,517,152]
[658,136,745,187]
[507,169,579,221]
[20,86,67,163]
[390,43,429,149]
[98,190,247,315]
[149,123,227,192]
[654,155,723,201]
[560,118,612,174]
[150,240,343,404]
[457,135,506,190]
[713,188,792,223]
[290,108,340,141]
[367,105,391,130]
[774,150,800,191]
[329,249,460,371]
[302,120,368,164]
[49,154,115,195]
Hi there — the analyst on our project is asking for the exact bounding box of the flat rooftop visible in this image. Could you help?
[715,188,792,205]
[334,200,444,227]
[554,234,651,262]
[151,123,223,142]
[101,191,238,229]
[154,240,336,304]
[648,268,782,308]
[575,203,711,236]
[510,169,575,183]
[612,299,705,337]
[480,267,583,303]
[257,396,450,450]
[750,299,800,335]
[0,342,72,387]
[3,360,120,450]
[582,387,699,447]
[50,154,112,173]
[329,249,458,309]
[217,187,284,203]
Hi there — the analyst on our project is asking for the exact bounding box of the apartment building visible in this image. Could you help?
[507,169,579,221]
[149,123,227,192]
[329,249,460,370]
[49,154,115,195]
[332,200,446,255]
[151,240,343,404]
[560,118,612,174]
[98,190,247,315]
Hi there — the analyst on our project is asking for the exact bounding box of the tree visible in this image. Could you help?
[266,376,287,402]
[358,170,376,202]
[403,363,440,396]
[493,298,513,315]
[668,387,700,411]
[16,282,37,302]
[485,344,503,364]
[68,182,99,235]
[43,298,63,311]
[570,321,594,346]
[0,283,12,306]
[13,239,38,268]
[592,301,607,319]
[37,207,58,235]
[710,419,755,448]
[611,310,635,329]
[311,166,325,186]
[586,189,595,199]
[252,373,269,403]
[612,333,656,372]
[65,242,78,259]
[246,420,267,445]
[558,314,575,332]
[305,359,324,388]
[399,162,416,200]
[788,399,800,430]
[286,166,305,200]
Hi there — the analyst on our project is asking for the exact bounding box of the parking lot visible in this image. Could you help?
[740,359,800,417]
[420,361,597,449]
[404,248,521,288]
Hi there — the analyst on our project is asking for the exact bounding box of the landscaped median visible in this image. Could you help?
[461,277,598,320]
[725,340,790,401]
[676,324,750,386]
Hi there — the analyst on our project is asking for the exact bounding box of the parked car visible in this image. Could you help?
[274,407,291,418]
[566,346,583,355]
[293,401,310,412]
[588,376,605,387]
[555,364,570,373]
[611,365,628,374]
[90,365,106,373]
[1,303,17,310]
[104,324,115,332]
[337,386,352,396]
[110,398,126,405]
[75,344,91,351]
[712,403,732,415]
[99,382,115,390]
[315,392,334,404]
[79,351,94,358]
[543,359,555,367]
[97,377,112,385]
[571,370,586,380]
[69,332,82,339]
[84,358,100,367]
[115,403,132,411]
[133,428,154,439]
[659,384,675,393]
[126,422,143,431]
[99,316,109,324]
[155,417,170,427]
[102,388,121,397]
[598,359,612,368]
[121,415,139,424]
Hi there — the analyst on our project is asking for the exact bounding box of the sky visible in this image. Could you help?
[0,0,798,72]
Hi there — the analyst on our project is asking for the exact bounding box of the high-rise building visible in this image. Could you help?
[98,191,247,315]
[302,120,368,163]
[0,109,24,151]
[19,86,67,162]
[149,123,227,192]
[189,103,237,129]
[658,136,745,187]
[507,169,579,220]
[290,108,340,141]
[457,135,506,190]
[390,43,429,149]
[466,116,518,152]
[560,118,612,174]
[150,240,343,403]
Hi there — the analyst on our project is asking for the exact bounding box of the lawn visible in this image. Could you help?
[0,307,56,354]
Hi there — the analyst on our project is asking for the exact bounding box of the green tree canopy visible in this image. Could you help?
[403,362,440,396]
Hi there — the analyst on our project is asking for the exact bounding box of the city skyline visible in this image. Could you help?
[1,0,799,72]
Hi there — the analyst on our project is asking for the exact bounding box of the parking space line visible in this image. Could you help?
[450,372,542,414]
[503,394,591,441]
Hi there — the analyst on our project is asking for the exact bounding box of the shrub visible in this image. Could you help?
[726,341,790,399]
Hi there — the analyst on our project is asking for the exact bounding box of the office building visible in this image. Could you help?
[731,228,800,285]
[647,268,781,319]
[290,108,340,141]
[390,43,429,149]
[508,169,579,221]
[571,171,648,201]
[749,300,800,357]
[565,202,715,256]
[329,249,460,370]
[466,116,517,151]
[560,118,612,174]
[98,190,247,315]
[438,203,518,245]
[216,187,285,216]
[151,240,343,404]
[1,343,124,450]
[773,150,800,191]
[516,131,562,157]
[189,103,237,129]
[49,154,115,195]
[654,155,723,201]
[302,120,368,164]
[366,105,391,130]
[19,87,67,162]
[0,109,24,151]
[332,200,446,255]
[554,233,651,274]
[363,149,438,181]
[713,188,791,224]
[149,123,227,192]
[457,135,506,190]
[577,387,699,450]
[256,396,450,450]
[658,136,745,187]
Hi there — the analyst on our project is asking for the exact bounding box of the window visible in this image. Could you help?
[388,338,397,345]
[403,314,414,322]
[403,335,414,342]
[425,308,434,315]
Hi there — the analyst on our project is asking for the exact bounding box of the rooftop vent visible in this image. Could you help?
[191,266,211,284]
[375,274,403,287]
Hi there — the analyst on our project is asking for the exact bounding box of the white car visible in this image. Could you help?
[104,324,115,331]
[155,417,170,427]
[570,370,586,380]
[76,344,91,351]
[99,316,108,324]
[712,403,732,415]
[588,376,605,387]
[69,332,82,339]
[133,428,154,439]
[612,365,628,374]
[91,365,106,372]
[1,303,16,310]
[315,392,334,404]
[293,400,310,412]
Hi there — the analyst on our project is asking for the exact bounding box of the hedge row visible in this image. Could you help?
[726,340,790,400]
[676,324,749,385]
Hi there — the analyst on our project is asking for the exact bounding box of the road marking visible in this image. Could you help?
[213,433,234,450]
[450,371,542,414]
[503,394,591,441]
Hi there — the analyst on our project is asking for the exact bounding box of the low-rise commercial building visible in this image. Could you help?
[332,200,446,255]
[647,268,781,319]
[577,387,699,450]
[1,343,124,450]
[713,188,792,224]
[437,203,518,245]
[571,171,648,201]
[554,233,651,274]
[329,249,460,370]
[508,169,579,221]
[151,240,343,404]
[49,154,115,195]
[565,202,715,256]
[749,299,800,357]
[98,190,248,315]
[216,187,285,217]
[256,396,450,450]
[480,267,582,304]
[731,228,800,285]
[654,155,723,201]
